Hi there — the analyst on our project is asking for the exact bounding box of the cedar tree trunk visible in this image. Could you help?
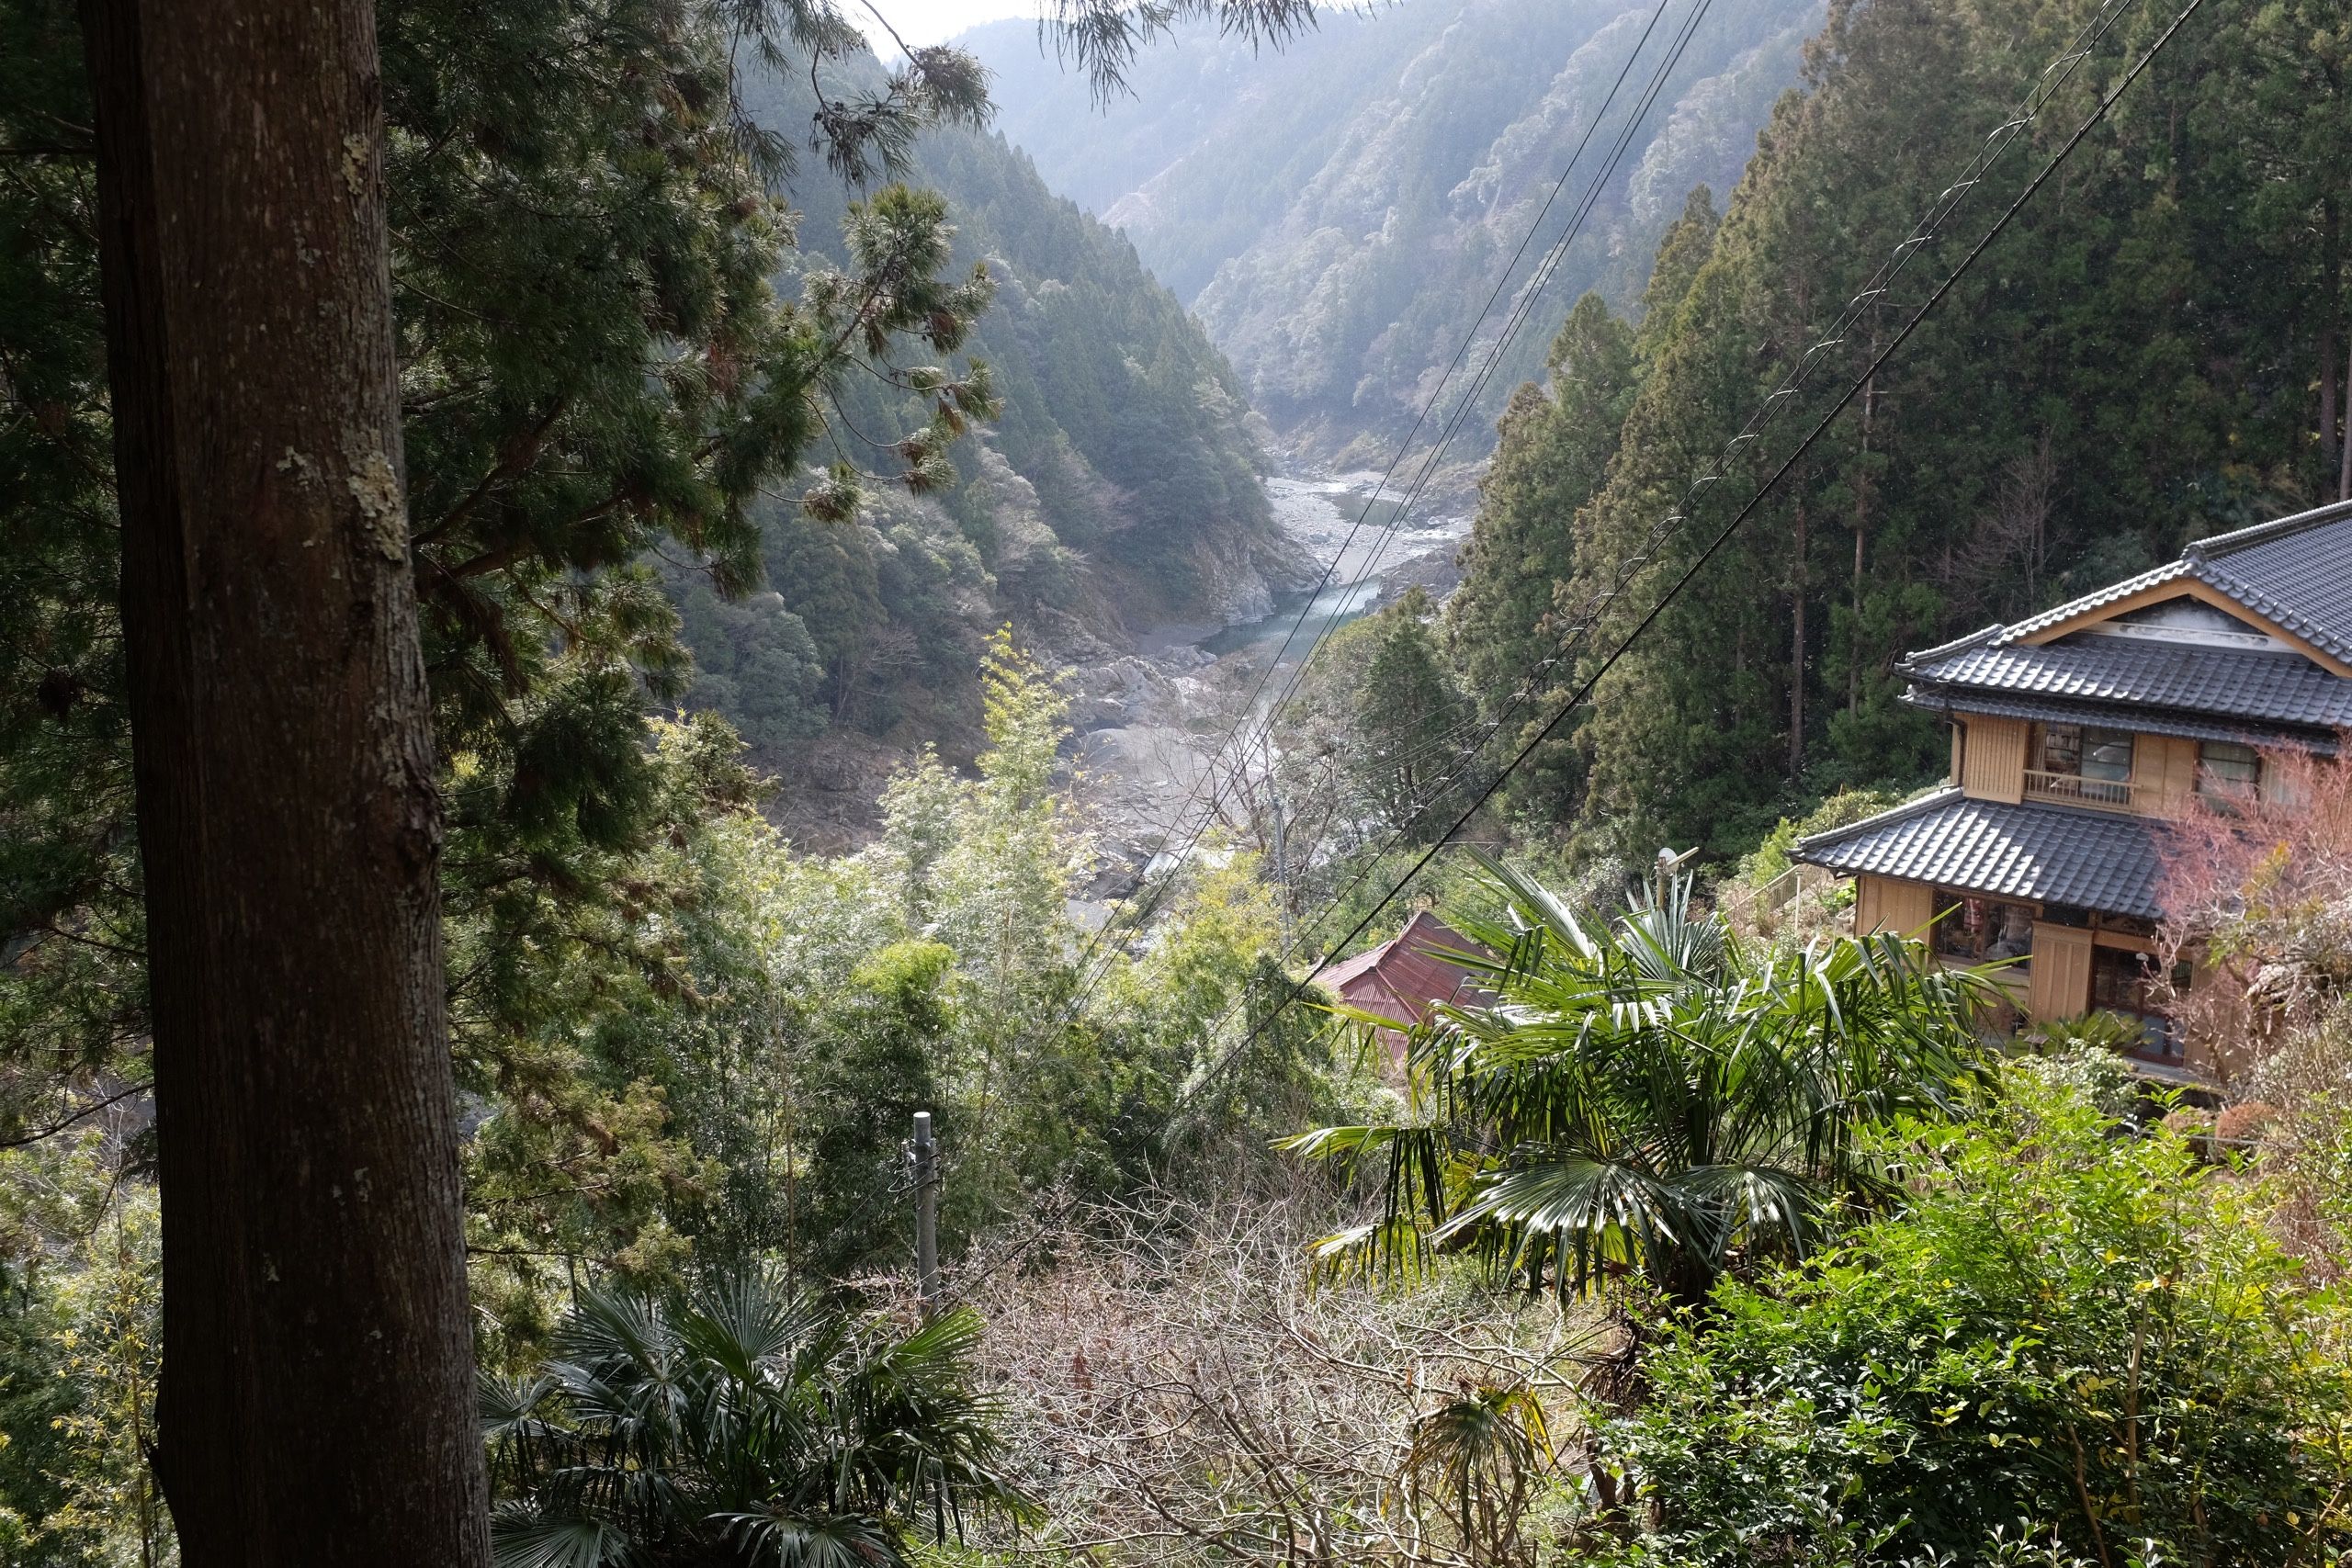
[79,0,491,1561]
[1788,496,1807,778]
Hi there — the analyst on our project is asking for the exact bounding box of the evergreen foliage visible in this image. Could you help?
[1448,289,1639,821]
[1614,1079,2352,1565]
[1276,588,1486,871]
[0,2,1303,1549]
[1449,0,2352,854]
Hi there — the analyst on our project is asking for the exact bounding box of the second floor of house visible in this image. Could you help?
[1945,710,2287,818]
[1903,502,2352,818]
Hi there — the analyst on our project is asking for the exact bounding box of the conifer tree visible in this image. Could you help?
[78,0,491,1557]
[5,0,1326,1554]
[1438,0,2347,854]
[1354,587,1479,840]
[1448,292,1636,819]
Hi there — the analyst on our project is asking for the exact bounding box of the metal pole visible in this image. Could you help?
[911,1111,938,1314]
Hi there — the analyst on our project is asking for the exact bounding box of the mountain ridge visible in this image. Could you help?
[964,0,1820,465]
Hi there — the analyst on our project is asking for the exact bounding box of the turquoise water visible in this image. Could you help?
[1198,575,1385,661]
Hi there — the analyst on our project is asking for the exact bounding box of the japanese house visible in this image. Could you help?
[1793,500,2352,1071]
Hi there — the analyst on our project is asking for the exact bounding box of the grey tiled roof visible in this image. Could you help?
[1793,789,2171,919]
[2184,502,2352,662]
[1905,637,2352,731]
[1998,501,2352,662]
[1901,689,2339,755]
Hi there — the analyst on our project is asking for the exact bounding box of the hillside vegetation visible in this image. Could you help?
[10,0,2352,1563]
[668,54,1295,782]
[1447,0,2352,860]
[967,0,1821,462]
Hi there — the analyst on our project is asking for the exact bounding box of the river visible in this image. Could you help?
[1073,468,1475,894]
[1193,471,1467,668]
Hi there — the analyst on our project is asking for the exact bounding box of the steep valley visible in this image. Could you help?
[964,0,1820,468]
[711,1,1817,860]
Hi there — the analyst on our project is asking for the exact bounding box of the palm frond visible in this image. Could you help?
[718,1507,907,1568]
[1288,856,1995,1300]
[488,1506,636,1568]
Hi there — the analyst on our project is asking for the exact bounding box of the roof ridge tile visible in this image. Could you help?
[2186,496,2352,558]
[1793,786,1964,852]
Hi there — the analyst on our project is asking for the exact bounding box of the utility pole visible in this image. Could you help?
[1270,787,1291,942]
[911,1111,939,1314]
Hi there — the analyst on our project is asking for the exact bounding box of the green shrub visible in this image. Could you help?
[1738,789,1900,889]
[1610,1076,2352,1565]
[2018,1016,2147,1122]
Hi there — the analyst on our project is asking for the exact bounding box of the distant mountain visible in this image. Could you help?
[665,56,1299,824]
[964,0,1819,463]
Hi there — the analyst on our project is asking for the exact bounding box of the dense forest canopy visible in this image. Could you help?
[6,0,2352,1562]
[1449,0,2352,859]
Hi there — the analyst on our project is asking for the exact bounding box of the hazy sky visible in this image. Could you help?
[854,0,1039,50]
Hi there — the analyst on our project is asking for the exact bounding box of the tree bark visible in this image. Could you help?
[1789,497,1807,779]
[79,0,490,1562]
[1849,369,1874,717]
[2324,198,2343,493]
[2341,323,2351,501]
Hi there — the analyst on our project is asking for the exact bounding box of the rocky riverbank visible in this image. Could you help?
[1065,468,1474,902]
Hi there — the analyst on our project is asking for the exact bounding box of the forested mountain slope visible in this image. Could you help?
[966,0,1820,461]
[667,57,1295,789]
[1446,0,2352,860]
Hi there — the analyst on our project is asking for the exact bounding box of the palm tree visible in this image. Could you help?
[1404,1383,1552,1564]
[1286,852,1995,1305]
[481,1269,1035,1567]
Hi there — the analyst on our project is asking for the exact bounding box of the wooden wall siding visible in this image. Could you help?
[1856,874,1935,937]
[2028,921,2095,1021]
[2142,733,2198,814]
[1961,716,2029,804]
[1955,715,2205,819]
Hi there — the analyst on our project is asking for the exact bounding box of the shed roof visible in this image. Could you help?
[1316,910,1489,1022]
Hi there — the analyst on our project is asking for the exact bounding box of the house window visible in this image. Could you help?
[2033,722,2135,804]
[2197,739,2261,805]
[1931,888,2035,970]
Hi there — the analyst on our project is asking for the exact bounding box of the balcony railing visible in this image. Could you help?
[2023,769,2149,810]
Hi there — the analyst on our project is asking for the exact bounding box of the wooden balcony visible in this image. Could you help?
[2022,768,2152,811]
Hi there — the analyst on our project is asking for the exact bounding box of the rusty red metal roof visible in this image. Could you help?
[1317,910,1491,1028]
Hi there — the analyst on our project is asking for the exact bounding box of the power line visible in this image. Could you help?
[941,0,2207,1307]
[1054,0,1700,1005]
[1057,0,1721,1020]
[1253,0,2155,984]
[1165,0,2211,1123]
